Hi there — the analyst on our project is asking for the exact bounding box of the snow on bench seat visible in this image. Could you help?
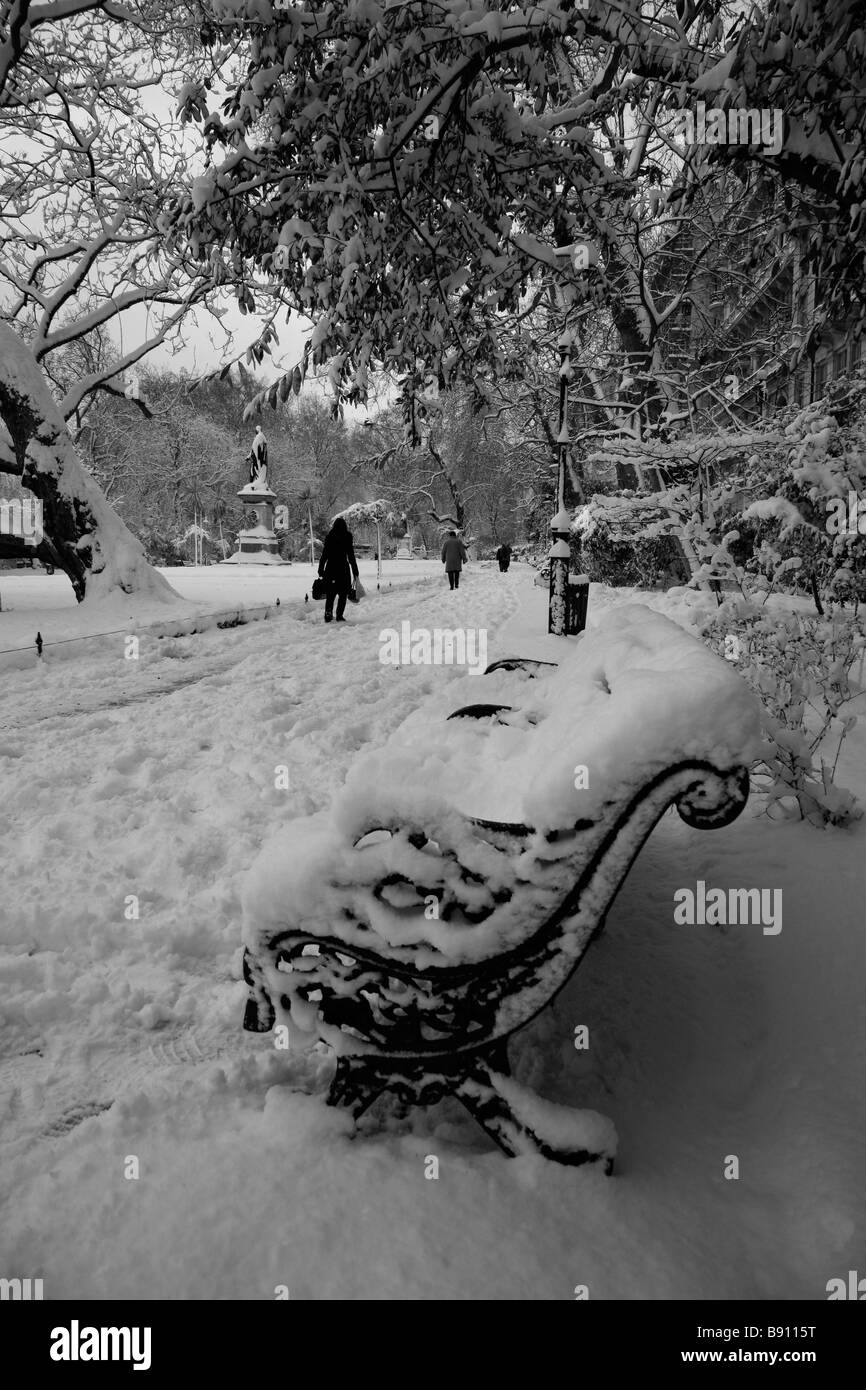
[338,604,761,833]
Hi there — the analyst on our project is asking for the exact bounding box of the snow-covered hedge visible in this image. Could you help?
[573,495,691,589]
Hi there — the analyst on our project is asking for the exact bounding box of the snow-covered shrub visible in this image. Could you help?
[573,495,691,588]
[730,381,866,611]
[683,518,745,599]
[138,528,189,567]
[703,603,864,827]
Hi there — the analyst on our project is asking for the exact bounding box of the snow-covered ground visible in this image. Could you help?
[0,559,443,670]
[0,564,863,1300]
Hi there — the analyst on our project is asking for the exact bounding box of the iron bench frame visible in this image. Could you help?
[243,655,750,1169]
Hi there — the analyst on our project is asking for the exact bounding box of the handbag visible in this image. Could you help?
[351,577,366,602]
[311,577,326,601]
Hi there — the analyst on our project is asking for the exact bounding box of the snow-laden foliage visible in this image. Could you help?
[684,518,746,596]
[173,0,866,421]
[729,382,866,610]
[703,602,864,827]
[669,393,866,825]
[605,385,866,612]
[594,393,866,825]
[334,498,393,528]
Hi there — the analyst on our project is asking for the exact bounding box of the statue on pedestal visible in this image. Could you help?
[221,424,286,564]
[247,426,269,488]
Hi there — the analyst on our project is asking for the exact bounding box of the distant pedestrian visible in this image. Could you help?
[496,543,512,573]
[318,516,359,622]
[441,530,468,590]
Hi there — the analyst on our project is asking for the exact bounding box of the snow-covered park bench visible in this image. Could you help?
[241,607,760,1168]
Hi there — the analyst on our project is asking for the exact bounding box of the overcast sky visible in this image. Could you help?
[111,75,315,388]
[124,296,308,381]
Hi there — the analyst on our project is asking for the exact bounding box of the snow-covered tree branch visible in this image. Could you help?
[0,0,230,596]
[172,0,866,434]
[0,319,177,599]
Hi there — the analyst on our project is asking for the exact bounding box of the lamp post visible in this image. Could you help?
[549,326,573,635]
[547,240,596,635]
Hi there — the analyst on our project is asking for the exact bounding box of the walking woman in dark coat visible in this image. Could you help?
[318,516,360,622]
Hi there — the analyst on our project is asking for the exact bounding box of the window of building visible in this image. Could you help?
[814,360,829,397]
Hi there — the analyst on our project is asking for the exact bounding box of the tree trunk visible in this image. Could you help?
[601,240,665,438]
[0,323,178,604]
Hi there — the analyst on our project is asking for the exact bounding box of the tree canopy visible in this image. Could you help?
[174,1,866,425]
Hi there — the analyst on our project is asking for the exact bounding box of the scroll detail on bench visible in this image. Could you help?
[241,606,762,1169]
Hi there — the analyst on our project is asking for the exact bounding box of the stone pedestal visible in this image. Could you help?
[225,482,286,564]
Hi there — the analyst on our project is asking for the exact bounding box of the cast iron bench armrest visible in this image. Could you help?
[483,657,558,676]
[242,749,750,1168]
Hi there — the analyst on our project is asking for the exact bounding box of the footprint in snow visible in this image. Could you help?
[110,749,146,776]
[43,1099,113,1138]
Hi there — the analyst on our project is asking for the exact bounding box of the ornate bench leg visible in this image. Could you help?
[325,1047,615,1171]
[242,948,275,1033]
[455,1044,615,1172]
[326,1056,389,1120]
[453,1043,528,1154]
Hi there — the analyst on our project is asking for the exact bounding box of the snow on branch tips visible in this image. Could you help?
[742,496,814,539]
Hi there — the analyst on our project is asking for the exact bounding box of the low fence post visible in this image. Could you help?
[567,574,590,634]
[548,506,573,635]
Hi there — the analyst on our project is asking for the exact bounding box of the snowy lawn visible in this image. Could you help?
[0,559,443,671]
[0,566,863,1299]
